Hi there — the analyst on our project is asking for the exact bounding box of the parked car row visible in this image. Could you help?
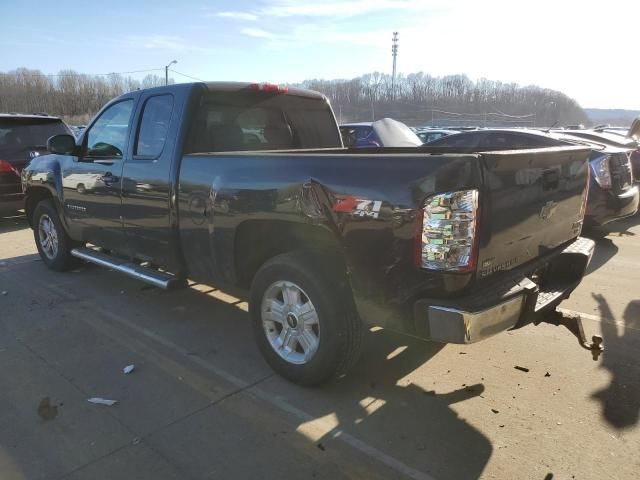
[424,128,639,227]
[340,118,640,229]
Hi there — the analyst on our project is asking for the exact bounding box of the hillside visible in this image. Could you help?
[585,108,640,127]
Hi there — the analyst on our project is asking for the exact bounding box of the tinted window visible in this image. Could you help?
[479,133,562,150]
[427,132,482,148]
[86,100,134,158]
[135,95,174,157]
[0,118,69,159]
[186,90,341,153]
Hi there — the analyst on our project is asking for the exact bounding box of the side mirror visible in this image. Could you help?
[628,117,640,141]
[47,134,76,155]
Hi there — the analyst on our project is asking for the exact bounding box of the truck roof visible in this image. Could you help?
[132,82,327,101]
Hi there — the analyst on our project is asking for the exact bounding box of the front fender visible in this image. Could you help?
[22,155,67,228]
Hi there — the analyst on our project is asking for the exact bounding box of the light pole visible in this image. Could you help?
[165,60,177,86]
[391,32,398,101]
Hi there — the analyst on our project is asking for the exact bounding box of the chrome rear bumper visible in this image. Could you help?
[413,237,596,344]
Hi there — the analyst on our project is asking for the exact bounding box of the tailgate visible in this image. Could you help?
[476,146,590,279]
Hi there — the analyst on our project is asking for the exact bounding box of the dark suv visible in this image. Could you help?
[0,114,72,215]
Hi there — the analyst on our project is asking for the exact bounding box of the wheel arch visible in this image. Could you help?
[233,219,349,289]
[24,186,56,227]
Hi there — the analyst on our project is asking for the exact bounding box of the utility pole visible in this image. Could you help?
[391,32,399,100]
[165,60,177,86]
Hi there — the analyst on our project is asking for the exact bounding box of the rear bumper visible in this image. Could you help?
[413,237,595,344]
[585,185,639,227]
[0,193,24,214]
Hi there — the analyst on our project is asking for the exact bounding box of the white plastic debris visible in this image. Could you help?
[1,291,7,296]
[123,364,135,375]
[87,397,117,406]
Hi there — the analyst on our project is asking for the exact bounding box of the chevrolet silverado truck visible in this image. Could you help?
[22,82,598,385]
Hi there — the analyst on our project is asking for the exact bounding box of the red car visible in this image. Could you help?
[0,114,72,215]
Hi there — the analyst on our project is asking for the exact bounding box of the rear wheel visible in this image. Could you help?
[250,251,363,385]
[32,199,78,271]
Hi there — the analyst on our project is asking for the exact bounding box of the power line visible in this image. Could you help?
[169,69,205,82]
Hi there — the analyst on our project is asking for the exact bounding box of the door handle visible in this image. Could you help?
[101,172,116,186]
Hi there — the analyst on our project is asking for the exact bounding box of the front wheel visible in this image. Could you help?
[250,251,363,386]
[32,199,78,271]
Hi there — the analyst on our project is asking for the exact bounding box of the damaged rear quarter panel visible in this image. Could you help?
[177,151,482,330]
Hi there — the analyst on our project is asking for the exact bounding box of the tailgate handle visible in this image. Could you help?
[542,169,559,190]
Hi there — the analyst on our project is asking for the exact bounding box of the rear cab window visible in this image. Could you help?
[186,88,341,153]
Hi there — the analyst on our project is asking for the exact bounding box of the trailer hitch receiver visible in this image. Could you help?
[539,309,603,360]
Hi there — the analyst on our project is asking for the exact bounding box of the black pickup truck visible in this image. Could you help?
[22,82,597,385]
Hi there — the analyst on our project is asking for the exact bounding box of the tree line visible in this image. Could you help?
[0,68,170,124]
[299,72,589,127]
[0,67,589,127]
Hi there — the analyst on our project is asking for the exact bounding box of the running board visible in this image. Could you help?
[71,247,185,290]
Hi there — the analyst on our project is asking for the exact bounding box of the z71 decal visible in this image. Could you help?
[333,196,383,219]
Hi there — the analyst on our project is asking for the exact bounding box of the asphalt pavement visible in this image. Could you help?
[1,213,638,480]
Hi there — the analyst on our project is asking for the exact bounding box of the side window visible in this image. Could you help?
[135,95,174,158]
[86,100,134,158]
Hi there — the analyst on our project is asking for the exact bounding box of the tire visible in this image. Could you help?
[250,251,364,386]
[32,199,78,271]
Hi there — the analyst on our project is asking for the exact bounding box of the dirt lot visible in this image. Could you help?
[1,213,638,480]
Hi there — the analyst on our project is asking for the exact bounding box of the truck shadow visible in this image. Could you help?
[591,293,640,429]
[301,329,494,479]
[176,281,493,478]
[97,276,494,478]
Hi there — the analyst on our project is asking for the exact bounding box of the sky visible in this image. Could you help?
[1,0,639,109]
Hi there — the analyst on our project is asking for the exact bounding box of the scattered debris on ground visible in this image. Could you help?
[316,443,325,451]
[123,364,135,375]
[491,408,500,414]
[87,397,118,406]
[545,372,551,377]
[514,366,530,373]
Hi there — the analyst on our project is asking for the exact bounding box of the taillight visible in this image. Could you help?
[0,160,18,175]
[248,83,288,93]
[589,154,611,189]
[415,189,479,272]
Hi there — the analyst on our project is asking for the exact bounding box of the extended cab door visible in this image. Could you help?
[120,91,180,269]
[62,98,136,251]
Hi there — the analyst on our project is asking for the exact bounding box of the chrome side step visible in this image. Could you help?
[71,247,185,290]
